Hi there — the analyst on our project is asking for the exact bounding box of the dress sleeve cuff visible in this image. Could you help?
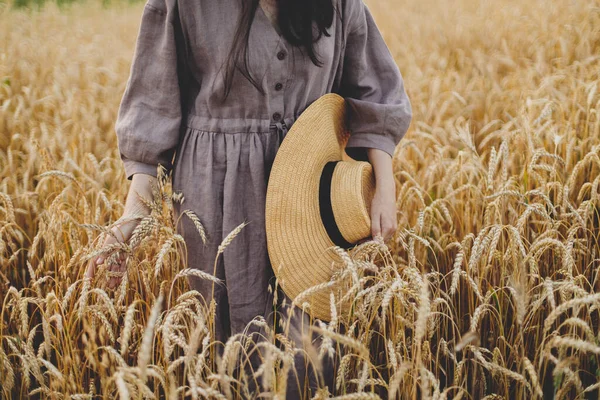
[122,158,160,181]
[344,132,398,160]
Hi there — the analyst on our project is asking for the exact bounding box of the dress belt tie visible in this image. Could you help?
[273,120,289,144]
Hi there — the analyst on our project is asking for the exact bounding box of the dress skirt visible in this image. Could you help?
[171,114,290,342]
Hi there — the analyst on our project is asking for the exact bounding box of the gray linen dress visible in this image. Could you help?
[115,0,411,357]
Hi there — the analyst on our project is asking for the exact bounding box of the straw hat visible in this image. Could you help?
[265,92,376,321]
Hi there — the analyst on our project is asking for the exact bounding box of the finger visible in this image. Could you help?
[382,221,396,242]
[85,259,95,279]
[110,272,124,290]
[371,210,382,239]
[108,268,120,290]
[98,235,119,265]
[87,243,109,280]
[111,279,122,291]
[385,228,394,242]
[390,222,398,241]
[111,257,128,289]
[109,270,118,290]
[380,226,390,242]
[107,258,121,289]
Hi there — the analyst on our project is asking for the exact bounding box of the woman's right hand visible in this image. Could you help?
[85,173,157,289]
[85,216,141,289]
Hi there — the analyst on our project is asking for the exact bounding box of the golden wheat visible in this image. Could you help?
[1,0,600,398]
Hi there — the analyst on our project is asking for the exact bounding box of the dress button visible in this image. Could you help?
[275,82,283,91]
[277,51,286,60]
[272,112,282,121]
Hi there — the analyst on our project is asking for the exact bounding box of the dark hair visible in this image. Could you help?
[220,0,336,101]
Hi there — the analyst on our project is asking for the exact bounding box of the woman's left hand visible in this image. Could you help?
[370,178,398,242]
[364,148,398,243]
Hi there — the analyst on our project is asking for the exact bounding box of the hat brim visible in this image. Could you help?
[265,93,364,321]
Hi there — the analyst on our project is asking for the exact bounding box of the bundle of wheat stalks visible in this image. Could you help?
[1,0,599,398]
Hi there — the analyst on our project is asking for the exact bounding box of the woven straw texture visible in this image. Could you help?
[331,162,374,244]
[265,93,376,321]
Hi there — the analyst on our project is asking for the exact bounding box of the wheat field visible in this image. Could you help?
[1,0,600,398]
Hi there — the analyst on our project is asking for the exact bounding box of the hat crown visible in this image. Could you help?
[329,160,375,245]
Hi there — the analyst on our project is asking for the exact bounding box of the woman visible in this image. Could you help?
[86,0,411,395]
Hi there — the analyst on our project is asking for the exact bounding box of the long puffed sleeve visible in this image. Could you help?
[338,0,412,162]
[115,0,188,180]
